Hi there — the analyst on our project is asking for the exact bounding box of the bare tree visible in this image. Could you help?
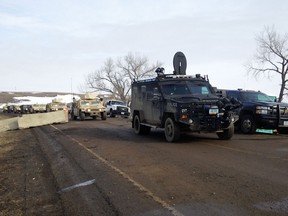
[246,26,288,102]
[86,53,162,101]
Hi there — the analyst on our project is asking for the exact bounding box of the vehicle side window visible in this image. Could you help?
[226,91,239,100]
[153,87,160,96]
[141,85,147,100]
[146,84,158,100]
[132,86,138,100]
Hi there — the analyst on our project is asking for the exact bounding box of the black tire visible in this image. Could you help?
[217,123,234,140]
[110,109,115,117]
[278,127,288,134]
[101,112,107,120]
[240,114,256,134]
[164,117,180,142]
[133,114,150,135]
[80,111,85,121]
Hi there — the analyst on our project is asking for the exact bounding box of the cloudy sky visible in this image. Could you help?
[0,0,287,99]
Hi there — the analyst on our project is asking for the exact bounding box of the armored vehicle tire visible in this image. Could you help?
[164,117,180,142]
[217,123,234,140]
[240,114,256,134]
[80,111,85,121]
[133,114,151,135]
[101,112,107,120]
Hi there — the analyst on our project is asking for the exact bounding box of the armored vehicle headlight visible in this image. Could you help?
[87,109,91,112]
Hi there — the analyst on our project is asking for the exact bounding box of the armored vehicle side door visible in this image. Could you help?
[143,83,162,124]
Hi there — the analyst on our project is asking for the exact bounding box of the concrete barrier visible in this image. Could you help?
[0,117,19,132]
[18,110,68,129]
[0,111,68,132]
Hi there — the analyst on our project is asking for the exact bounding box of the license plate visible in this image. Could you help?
[284,121,288,126]
[121,112,125,115]
[209,108,219,115]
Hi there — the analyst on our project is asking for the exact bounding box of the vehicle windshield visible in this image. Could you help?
[161,81,212,96]
[81,100,100,106]
[52,103,66,107]
[111,101,126,105]
[81,101,89,106]
[241,92,273,102]
[91,101,100,105]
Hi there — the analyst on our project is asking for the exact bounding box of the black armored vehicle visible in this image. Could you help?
[130,52,239,142]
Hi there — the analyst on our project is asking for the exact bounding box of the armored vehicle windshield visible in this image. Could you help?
[160,80,213,97]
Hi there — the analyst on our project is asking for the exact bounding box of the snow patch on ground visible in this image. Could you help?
[0,94,81,108]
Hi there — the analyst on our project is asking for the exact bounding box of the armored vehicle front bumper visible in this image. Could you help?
[176,103,234,132]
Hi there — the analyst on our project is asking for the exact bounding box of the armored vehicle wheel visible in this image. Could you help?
[217,123,234,140]
[133,114,151,135]
[164,117,180,142]
[101,112,107,120]
[240,114,256,134]
[80,111,85,121]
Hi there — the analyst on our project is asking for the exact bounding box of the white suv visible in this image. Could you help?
[106,100,130,117]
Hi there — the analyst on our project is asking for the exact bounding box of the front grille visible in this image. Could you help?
[117,106,128,112]
[280,107,288,116]
[270,106,288,117]
[190,103,214,116]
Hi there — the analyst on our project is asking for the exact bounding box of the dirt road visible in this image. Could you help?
[1,115,288,216]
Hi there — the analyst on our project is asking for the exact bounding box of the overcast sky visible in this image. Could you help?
[0,0,287,99]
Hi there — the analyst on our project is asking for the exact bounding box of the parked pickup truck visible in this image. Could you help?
[218,89,288,134]
[106,100,130,117]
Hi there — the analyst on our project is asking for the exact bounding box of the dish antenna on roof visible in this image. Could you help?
[173,51,187,75]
